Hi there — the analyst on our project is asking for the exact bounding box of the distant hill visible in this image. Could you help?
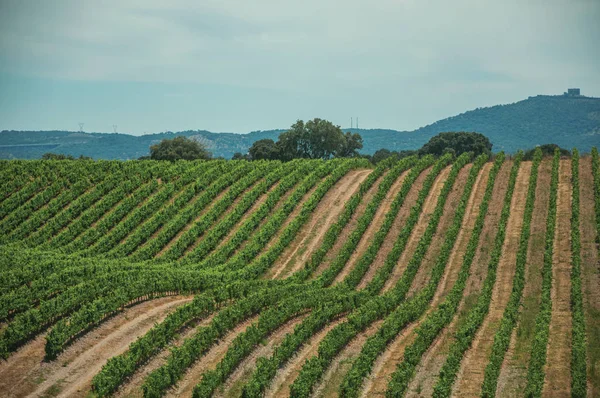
[1,94,598,159]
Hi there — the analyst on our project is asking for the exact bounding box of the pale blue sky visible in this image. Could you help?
[1,0,599,135]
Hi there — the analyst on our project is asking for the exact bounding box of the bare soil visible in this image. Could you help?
[165,315,260,397]
[542,159,573,396]
[495,158,552,397]
[310,172,387,281]
[0,296,191,398]
[115,313,217,398]
[360,162,485,397]
[332,171,409,284]
[381,165,452,293]
[215,314,309,398]
[578,157,600,396]
[407,161,513,397]
[406,164,473,297]
[267,169,372,280]
[357,166,431,289]
[453,161,532,397]
[265,318,347,398]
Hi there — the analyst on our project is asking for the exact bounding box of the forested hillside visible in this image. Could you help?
[1,95,598,159]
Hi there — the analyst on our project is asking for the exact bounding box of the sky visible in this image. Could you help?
[0,0,599,135]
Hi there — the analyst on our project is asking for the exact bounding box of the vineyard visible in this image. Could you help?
[0,149,598,398]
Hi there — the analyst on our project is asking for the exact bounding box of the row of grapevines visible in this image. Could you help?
[288,157,401,282]
[432,152,523,397]
[125,162,254,260]
[479,148,543,396]
[337,153,481,398]
[140,284,338,397]
[289,153,468,397]
[315,156,418,286]
[91,279,306,396]
[104,160,237,258]
[0,175,55,219]
[85,162,231,256]
[523,148,560,397]
[238,157,435,396]
[204,159,363,275]
[158,162,276,260]
[570,148,587,397]
[340,155,435,289]
[592,147,600,243]
[179,160,318,268]
[192,290,368,397]
[384,153,502,397]
[178,161,299,263]
[233,158,371,279]
[363,153,453,295]
[24,168,134,246]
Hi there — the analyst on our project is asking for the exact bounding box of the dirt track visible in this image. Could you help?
[495,158,551,396]
[381,165,452,293]
[267,169,371,280]
[407,160,512,397]
[542,159,573,396]
[0,296,191,398]
[453,161,531,397]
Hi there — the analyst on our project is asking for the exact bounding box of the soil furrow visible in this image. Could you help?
[357,166,431,290]
[494,158,552,397]
[542,158,573,396]
[452,161,532,397]
[268,169,371,280]
[407,160,513,397]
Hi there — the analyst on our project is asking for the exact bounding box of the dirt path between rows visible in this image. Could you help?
[332,171,409,285]
[406,164,472,297]
[542,159,573,396]
[578,157,600,396]
[452,161,531,397]
[357,167,431,290]
[310,172,386,280]
[381,165,452,293]
[115,313,217,398]
[360,163,480,397]
[0,296,191,398]
[313,319,383,397]
[407,161,512,397]
[265,318,347,398]
[268,169,371,280]
[495,158,552,397]
[215,314,309,398]
[165,315,260,397]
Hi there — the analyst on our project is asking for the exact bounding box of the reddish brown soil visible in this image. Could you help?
[267,169,371,280]
[214,314,309,398]
[331,171,409,285]
[264,318,347,398]
[542,159,573,396]
[357,166,431,290]
[495,158,552,397]
[310,172,386,281]
[407,161,513,397]
[453,161,532,397]
[381,165,452,293]
[579,157,600,396]
[165,315,260,397]
[0,296,191,398]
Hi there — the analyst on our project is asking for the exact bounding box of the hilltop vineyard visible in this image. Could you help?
[0,150,598,397]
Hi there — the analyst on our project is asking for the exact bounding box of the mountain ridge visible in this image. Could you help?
[1,94,599,159]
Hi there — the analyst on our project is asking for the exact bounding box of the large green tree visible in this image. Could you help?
[248,139,280,160]
[418,132,492,158]
[277,118,362,160]
[149,136,212,161]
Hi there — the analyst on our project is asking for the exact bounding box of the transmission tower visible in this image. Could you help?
[113,125,118,133]
[78,123,84,132]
